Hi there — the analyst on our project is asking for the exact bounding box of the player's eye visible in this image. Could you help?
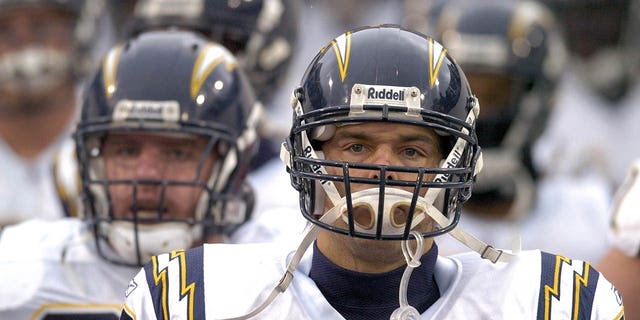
[403,148,418,158]
[167,148,186,160]
[349,144,364,153]
[114,145,139,157]
[165,146,198,162]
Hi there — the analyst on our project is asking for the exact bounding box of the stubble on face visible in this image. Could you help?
[314,122,442,272]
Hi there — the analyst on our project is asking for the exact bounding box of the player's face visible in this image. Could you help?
[0,5,76,116]
[321,122,442,234]
[102,131,218,222]
[466,72,514,117]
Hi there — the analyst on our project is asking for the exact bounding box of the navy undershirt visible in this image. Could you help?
[309,242,440,320]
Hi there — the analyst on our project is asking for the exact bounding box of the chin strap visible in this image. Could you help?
[219,200,517,320]
[421,195,518,263]
[447,224,518,263]
[390,231,425,320]
[219,205,343,320]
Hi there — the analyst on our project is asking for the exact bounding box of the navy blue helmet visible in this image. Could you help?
[283,25,481,240]
[412,0,566,219]
[75,30,259,266]
[125,0,300,106]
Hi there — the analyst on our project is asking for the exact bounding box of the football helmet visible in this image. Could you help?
[281,25,482,240]
[75,30,260,266]
[539,0,640,102]
[125,0,300,106]
[412,0,566,219]
[0,0,107,95]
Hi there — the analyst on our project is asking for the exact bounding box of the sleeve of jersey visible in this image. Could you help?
[120,246,206,320]
[608,161,640,258]
[536,252,625,319]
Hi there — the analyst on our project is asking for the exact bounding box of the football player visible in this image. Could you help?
[0,0,108,225]
[407,0,612,263]
[54,0,304,224]
[125,0,300,168]
[0,30,259,319]
[120,25,624,319]
[534,0,640,186]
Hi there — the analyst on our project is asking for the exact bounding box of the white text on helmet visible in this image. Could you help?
[113,100,180,122]
[433,148,462,183]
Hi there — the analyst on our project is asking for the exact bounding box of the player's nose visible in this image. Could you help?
[365,146,400,181]
[134,146,165,179]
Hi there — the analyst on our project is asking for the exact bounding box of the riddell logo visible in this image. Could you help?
[113,99,179,122]
[367,87,405,101]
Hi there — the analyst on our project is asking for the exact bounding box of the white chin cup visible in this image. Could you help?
[106,221,200,265]
[338,188,431,236]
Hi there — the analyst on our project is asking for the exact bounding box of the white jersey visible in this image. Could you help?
[231,158,306,243]
[608,161,640,257]
[229,206,309,244]
[534,70,640,187]
[121,241,624,319]
[0,136,69,225]
[437,172,612,262]
[246,156,300,217]
[0,218,138,319]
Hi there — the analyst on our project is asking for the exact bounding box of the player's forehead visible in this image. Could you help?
[332,122,440,145]
[103,131,208,146]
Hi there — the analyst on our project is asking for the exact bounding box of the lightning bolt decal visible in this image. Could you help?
[152,249,196,320]
[151,254,170,320]
[428,38,447,88]
[191,43,238,99]
[539,252,599,320]
[331,32,351,82]
[572,261,591,319]
[542,254,571,319]
[102,44,123,99]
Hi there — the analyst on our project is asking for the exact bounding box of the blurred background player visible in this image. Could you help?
[0,0,110,225]
[124,0,301,169]
[0,30,259,318]
[534,0,640,188]
[404,0,612,262]
[54,0,306,232]
[126,0,309,241]
[597,161,640,319]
